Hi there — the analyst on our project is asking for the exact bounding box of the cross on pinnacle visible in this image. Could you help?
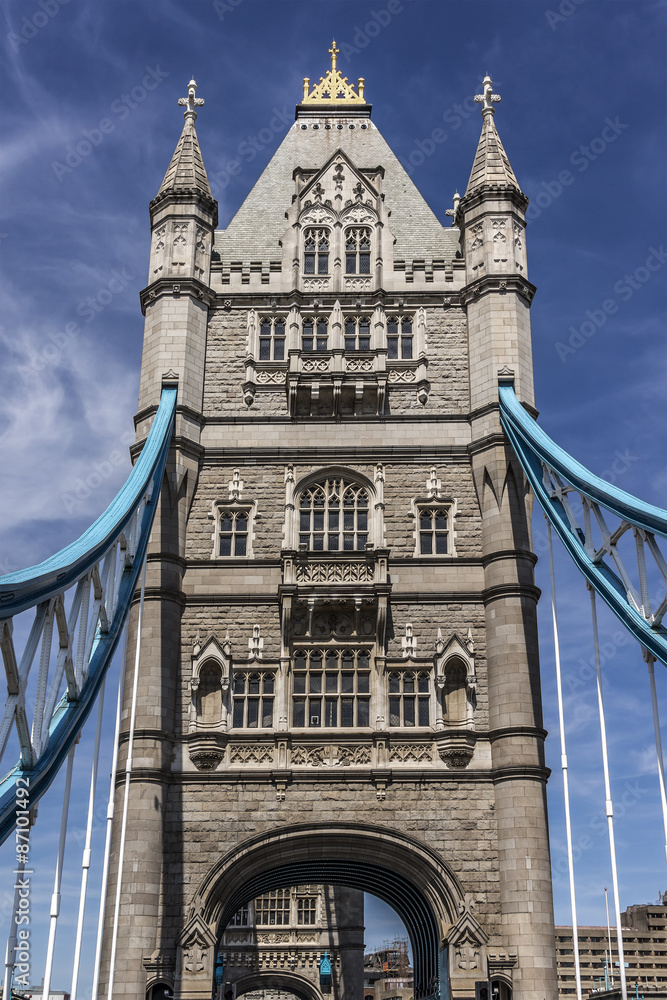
[329,40,340,72]
[474,75,501,115]
[178,78,205,120]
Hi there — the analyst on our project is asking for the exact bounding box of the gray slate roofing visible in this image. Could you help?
[214,120,459,266]
[464,111,521,196]
[157,116,214,198]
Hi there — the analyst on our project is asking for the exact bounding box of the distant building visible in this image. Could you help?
[556,895,667,996]
[364,939,413,1000]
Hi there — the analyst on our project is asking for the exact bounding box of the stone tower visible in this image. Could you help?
[101,52,558,1000]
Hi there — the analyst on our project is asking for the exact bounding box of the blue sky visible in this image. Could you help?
[0,0,666,992]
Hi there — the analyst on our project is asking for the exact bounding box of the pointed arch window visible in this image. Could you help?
[304,227,330,275]
[259,317,286,361]
[418,506,450,555]
[299,476,369,551]
[387,316,413,359]
[345,227,371,274]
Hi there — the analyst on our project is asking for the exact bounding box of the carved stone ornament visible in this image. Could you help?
[178,911,216,981]
[187,734,227,771]
[436,733,476,769]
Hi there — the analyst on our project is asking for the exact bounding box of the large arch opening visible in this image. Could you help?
[197,823,467,1000]
[233,970,324,1000]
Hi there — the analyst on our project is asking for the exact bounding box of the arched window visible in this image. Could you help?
[197,661,222,725]
[299,477,369,551]
[344,316,371,352]
[444,659,467,726]
[387,316,413,359]
[302,317,328,352]
[304,227,330,274]
[345,227,371,274]
[259,317,286,360]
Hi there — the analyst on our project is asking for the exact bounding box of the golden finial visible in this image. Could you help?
[329,40,340,71]
[301,42,367,105]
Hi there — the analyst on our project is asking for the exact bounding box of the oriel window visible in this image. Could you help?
[304,228,330,275]
[386,317,413,360]
[345,227,371,274]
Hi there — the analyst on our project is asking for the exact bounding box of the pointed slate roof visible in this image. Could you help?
[157,115,213,200]
[464,110,520,196]
[215,121,458,267]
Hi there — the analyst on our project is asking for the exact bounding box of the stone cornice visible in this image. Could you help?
[460,272,537,307]
[482,582,541,604]
[140,275,216,315]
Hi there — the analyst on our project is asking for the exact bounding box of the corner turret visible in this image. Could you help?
[458,75,535,409]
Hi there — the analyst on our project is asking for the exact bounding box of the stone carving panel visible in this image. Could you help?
[388,743,433,763]
[295,562,374,583]
[256,370,286,384]
[229,744,274,764]
[387,368,417,382]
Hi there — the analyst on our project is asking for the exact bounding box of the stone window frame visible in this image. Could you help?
[291,646,372,730]
[211,499,257,559]
[258,315,287,361]
[285,467,381,553]
[387,668,431,728]
[301,314,329,352]
[412,497,457,558]
[303,226,331,275]
[386,315,414,360]
[231,669,275,730]
[344,314,372,352]
[344,225,372,275]
[255,888,291,926]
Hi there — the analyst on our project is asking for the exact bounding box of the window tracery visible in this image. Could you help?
[292,648,371,728]
[388,670,430,727]
[303,227,330,275]
[345,227,371,274]
[259,317,286,360]
[344,315,371,352]
[232,671,275,728]
[299,477,369,551]
[386,316,413,359]
[302,316,329,352]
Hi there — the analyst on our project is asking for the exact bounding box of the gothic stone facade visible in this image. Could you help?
[100,66,558,1000]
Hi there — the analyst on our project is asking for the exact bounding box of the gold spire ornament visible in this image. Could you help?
[302,40,366,104]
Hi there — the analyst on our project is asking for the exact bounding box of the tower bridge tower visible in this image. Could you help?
[101,53,557,1000]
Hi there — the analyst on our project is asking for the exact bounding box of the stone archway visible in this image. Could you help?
[233,969,323,1000]
[179,823,484,1000]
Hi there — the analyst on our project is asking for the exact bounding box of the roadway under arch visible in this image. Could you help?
[196,822,468,999]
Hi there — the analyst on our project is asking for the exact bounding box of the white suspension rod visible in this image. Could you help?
[42,744,76,1000]
[70,677,106,1000]
[645,652,667,864]
[547,520,583,1000]
[91,618,130,1000]
[588,584,627,1000]
[106,556,147,1000]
